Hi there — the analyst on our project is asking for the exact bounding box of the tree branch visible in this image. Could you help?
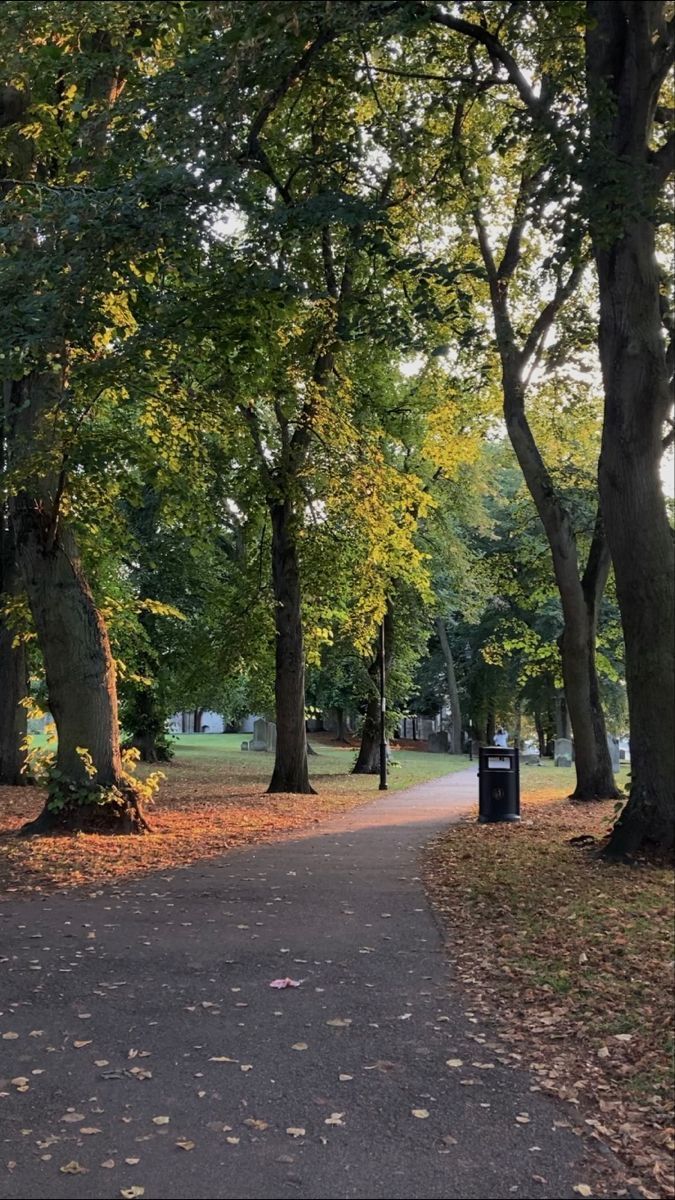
[521,262,584,364]
[581,504,612,619]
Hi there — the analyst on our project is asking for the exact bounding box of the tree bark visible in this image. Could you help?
[435,616,463,753]
[6,374,148,834]
[193,708,203,734]
[352,694,381,774]
[586,1,674,855]
[0,524,28,785]
[505,398,618,799]
[333,706,353,744]
[352,603,394,774]
[267,501,314,794]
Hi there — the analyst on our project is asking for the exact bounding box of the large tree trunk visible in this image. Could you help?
[6,374,148,834]
[503,399,618,800]
[333,707,353,744]
[352,694,380,774]
[267,501,314,794]
[586,2,674,855]
[0,525,28,785]
[352,603,394,775]
[436,616,463,753]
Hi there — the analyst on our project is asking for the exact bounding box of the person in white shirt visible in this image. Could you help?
[493,727,508,747]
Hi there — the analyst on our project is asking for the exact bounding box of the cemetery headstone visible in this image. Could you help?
[554,737,573,767]
[428,730,449,753]
[607,734,621,773]
[249,717,268,751]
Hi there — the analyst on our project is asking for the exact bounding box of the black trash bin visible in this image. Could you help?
[478,746,520,823]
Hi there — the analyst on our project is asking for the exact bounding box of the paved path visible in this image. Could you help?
[0,768,599,1199]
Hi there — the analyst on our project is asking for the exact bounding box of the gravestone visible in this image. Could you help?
[554,737,573,767]
[240,740,249,751]
[522,750,540,765]
[607,734,620,773]
[428,730,449,753]
[265,722,277,754]
[249,717,269,751]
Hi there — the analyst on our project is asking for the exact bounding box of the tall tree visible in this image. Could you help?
[0,3,189,830]
[409,0,673,848]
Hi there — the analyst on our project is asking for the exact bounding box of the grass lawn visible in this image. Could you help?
[0,732,469,896]
[426,765,674,1199]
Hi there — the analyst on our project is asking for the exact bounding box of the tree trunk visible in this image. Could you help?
[535,713,546,759]
[267,501,314,794]
[436,616,463,753]
[193,708,203,734]
[6,374,148,834]
[485,709,495,746]
[0,515,28,785]
[503,399,618,800]
[586,2,674,855]
[352,603,394,775]
[352,694,380,774]
[333,706,352,744]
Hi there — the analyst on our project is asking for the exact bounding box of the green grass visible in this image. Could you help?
[519,760,631,797]
[169,732,472,793]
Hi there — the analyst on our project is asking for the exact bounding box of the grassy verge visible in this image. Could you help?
[0,734,469,895]
[425,767,674,1199]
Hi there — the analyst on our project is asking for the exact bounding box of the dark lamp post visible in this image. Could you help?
[379,617,388,791]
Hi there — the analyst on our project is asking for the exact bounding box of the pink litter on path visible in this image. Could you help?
[269,978,303,989]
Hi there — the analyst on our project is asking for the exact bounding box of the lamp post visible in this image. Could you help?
[379,617,388,790]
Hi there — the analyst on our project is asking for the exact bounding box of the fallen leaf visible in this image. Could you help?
[326,1018,352,1028]
[243,1119,269,1131]
[269,978,302,989]
[79,1127,101,1136]
[2,1032,19,1040]
[209,1056,236,1063]
[120,1189,145,1199]
[226,1136,240,1145]
[125,1157,140,1165]
[101,1159,115,1169]
[152,1115,170,1125]
[286,1127,306,1138]
[338,1074,353,1082]
[445,1059,463,1068]
[291,1043,308,1051]
[73,1040,92,1049]
[240,1064,253,1072]
[60,1161,88,1174]
[573,1188,592,1198]
[60,1113,85,1123]
[94,1059,109,1067]
[324,1113,345,1126]
[175,1140,195,1151]
[412,1109,430,1119]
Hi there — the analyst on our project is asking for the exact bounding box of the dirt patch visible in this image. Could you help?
[0,770,371,896]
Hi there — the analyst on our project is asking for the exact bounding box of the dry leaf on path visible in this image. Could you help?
[60,1161,87,1174]
[326,1018,352,1028]
[286,1127,306,1138]
[269,978,302,989]
[152,1116,170,1125]
[120,1189,145,1199]
[291,1042,308,1051]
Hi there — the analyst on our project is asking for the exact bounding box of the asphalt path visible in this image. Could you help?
[0,767,603,1199]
